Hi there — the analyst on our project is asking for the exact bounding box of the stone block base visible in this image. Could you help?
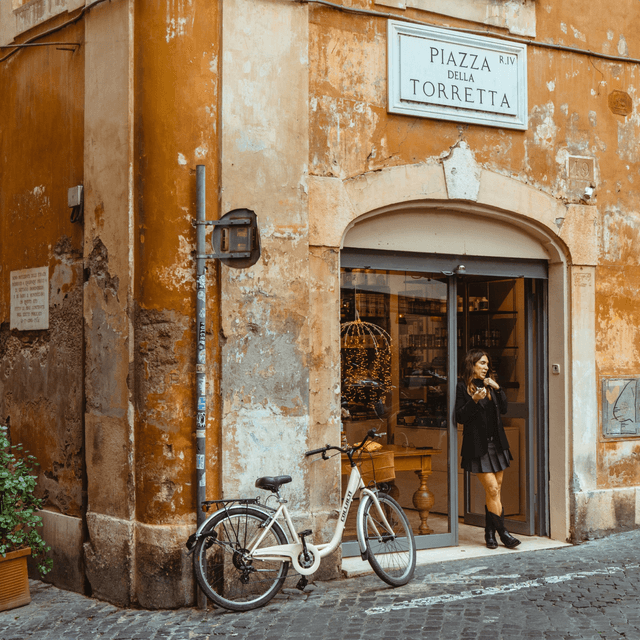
[28,510,85,594]
[573,487,640,541]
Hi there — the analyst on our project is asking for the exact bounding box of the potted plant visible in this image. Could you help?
[0,424,52,612]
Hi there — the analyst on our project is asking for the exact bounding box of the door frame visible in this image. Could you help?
[340,248,549,555]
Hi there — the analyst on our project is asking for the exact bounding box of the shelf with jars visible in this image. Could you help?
[340,289,390,324]
[397,293,448,430]
[457,278,523,397]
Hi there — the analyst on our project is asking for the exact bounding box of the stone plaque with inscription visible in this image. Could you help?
[10,267,49,331]
[387,21,527,129]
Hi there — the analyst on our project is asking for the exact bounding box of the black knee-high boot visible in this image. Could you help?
[484,506,498,549]
[488,508,521,549]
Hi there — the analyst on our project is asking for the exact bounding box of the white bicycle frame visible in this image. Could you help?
[197,463,395,576]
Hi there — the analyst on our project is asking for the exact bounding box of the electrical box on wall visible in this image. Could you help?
[68,185,84,223]
[68,186,83,207]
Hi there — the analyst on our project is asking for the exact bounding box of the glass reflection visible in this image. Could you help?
[340,269,451,539]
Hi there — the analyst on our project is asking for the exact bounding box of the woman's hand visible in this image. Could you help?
[471,386,487,402]
[484,377,500,390]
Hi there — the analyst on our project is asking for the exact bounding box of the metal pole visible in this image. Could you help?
[195,165,207,609]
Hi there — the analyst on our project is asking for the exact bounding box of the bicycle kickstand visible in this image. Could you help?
[296,529,313,591]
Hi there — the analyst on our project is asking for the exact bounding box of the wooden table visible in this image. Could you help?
[342,445,443,535]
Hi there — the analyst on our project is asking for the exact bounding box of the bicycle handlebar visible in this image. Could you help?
[305,446,330,457]
[304,429,386,459]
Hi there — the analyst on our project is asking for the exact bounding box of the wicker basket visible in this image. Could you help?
[355,450,395,486]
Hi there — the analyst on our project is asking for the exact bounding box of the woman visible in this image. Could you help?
[455,349,520,550]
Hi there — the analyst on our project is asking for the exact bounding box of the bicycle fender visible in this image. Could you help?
[193,504,290,540]
[356,491,377,560]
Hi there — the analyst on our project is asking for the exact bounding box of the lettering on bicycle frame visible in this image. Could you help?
[341,489,354,523]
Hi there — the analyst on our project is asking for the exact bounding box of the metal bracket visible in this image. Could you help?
[205,209,261,268]
[193,218,252,227]
[196,252,251,260]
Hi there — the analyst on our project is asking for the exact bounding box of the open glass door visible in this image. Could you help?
[458,276,536,536]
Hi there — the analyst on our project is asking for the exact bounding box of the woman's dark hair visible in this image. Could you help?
[461,348,491,387]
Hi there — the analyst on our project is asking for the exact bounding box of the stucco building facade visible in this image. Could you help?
[2,0,640,608]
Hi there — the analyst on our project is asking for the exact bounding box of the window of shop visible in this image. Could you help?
[339,249,548,555]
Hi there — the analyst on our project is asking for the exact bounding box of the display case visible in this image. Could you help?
[397,293,448,429]
[457,278,523,403]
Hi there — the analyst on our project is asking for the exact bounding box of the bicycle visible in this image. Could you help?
[186,429,417,611]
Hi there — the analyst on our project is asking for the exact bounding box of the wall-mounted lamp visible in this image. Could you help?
[582,184,595,201]
[454,264,466,274]
[68,186,83,223]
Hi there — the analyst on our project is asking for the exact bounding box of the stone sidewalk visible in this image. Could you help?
[2,530,640,640]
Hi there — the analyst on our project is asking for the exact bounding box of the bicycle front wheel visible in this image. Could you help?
[194,506,289,611]
[360,492,416,587]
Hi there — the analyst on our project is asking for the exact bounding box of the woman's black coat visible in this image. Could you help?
[455,380,510,461]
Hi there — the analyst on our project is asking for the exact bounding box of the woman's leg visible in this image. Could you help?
[476,472,502,515]
[478,470,520,549]
[494,469,504,504]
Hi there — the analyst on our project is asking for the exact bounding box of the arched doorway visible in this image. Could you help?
[308,159,588,552]
[338,206,555,555]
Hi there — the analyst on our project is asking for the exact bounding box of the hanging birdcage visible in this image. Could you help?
[340,315,392,412]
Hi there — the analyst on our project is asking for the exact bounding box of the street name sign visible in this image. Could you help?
[388,21,528,130]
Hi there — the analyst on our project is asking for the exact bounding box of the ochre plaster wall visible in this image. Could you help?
[81,0,222,608]
[0,19,85,590]
[2,0,222,607]
[132,0,221,608]
[4,0,640,608]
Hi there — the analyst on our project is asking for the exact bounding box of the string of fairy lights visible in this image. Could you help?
[340,310,393,411]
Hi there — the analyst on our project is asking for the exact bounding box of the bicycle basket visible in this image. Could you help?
[356,450,395,486]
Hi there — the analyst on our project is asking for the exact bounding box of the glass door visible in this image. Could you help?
[340,268,455,554]
[338,248,549,555]
[457,276,536,536]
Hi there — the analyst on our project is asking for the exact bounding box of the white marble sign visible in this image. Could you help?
[388,21,527,130]
[10,267,49,331]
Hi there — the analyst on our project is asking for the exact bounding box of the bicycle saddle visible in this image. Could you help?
[255,475,292,493]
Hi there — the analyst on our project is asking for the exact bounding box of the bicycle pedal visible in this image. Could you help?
[298,529,312,538]
[296,575,308,591]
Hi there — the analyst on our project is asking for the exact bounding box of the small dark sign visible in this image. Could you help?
[211,209,260,269]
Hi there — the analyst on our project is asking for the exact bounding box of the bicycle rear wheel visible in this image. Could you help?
[359,492,416,587]
[193,505,289,611]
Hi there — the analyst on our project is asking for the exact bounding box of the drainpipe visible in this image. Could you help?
[195,165,207,609]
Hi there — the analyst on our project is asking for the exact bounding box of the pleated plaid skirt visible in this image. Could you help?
[462,441,512,473]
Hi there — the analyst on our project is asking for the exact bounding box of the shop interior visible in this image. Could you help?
[339,268,527,544]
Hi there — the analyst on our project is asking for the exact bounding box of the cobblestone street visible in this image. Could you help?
[2,530,640,640]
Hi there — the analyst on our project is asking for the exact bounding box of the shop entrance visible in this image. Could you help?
[339,249,548,556]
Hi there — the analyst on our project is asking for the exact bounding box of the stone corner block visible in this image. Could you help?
[560,204,598,266]
[134,521,196,609]
[84,512,134,607]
